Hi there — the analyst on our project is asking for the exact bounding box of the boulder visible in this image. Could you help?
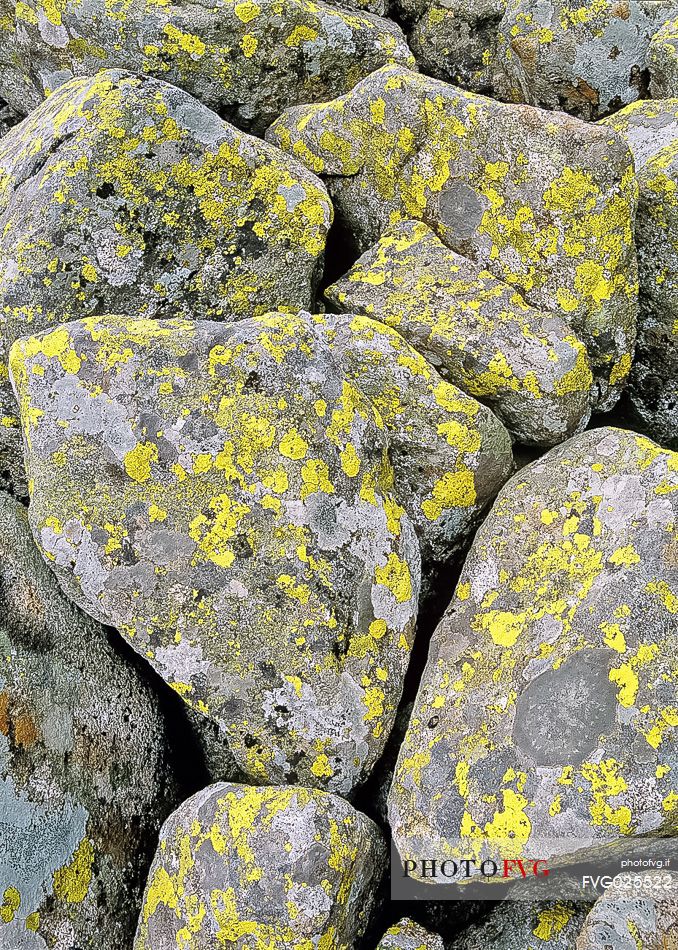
[494,1,678,120]
[0,69,332,496]
[268,66,638,413]
[392,0,506,93]
[389,428,678,876]
[602,100,678,448]
[0,491,181,949]
[314,311,513,574]
[326,221,595,447]
[134,781,386,949]
[576,871,678,949]
[376,917,444,949]
[0,0,413,134]
[455,900,590,949]
[10,312,421,797]
[649,14,678,96]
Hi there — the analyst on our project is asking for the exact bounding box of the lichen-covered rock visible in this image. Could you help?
[455,900,590,950]
[576,871,678,949]
[649,15,678,96]
[314,311,513,573]
[326,222,596,446]
[10,312,421,796]
[134,782,386,950]
[0,491,181,949]
[0,0,412,134]
[392,0,506,93]
[0,69,332,496]
[269,67,638,413]
[494,1,678,120]
[376,917,444,949]
[389,428,678,875]
[602,100,678,448]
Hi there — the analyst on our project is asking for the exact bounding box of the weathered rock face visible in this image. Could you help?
[0,0,413,134]
[602,100,678,448]
[392,0,506,93]
[313,311,513,573]
[576,871,678,949]
[494,1,678,120]
[0,491,181,949]
[268,66,638,413]
[455,900,590,950]
[376,917,444,949]
[649,15,678,96]
[134,782,386,950]
[389,428,678,875]
[10,313,421,797]
[0,69,332,496]
[326,221,595,446]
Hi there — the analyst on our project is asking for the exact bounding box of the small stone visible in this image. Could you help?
[376,917,444,949]
[0,491,182,949]
[389,428,678,875]
[134,782,386,950]
[0,69,332,495]
[0,0,412,133]
[269,66,638,413]
[10,312,421,797]
[326,221,595,446]
[314,311,513,576]
[576,870,678,949]
[602,99,678,448]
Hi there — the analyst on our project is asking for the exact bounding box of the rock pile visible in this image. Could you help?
[0,1,676,947]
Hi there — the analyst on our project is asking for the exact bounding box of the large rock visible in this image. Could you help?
[269,66,638,413]
[10,312,421,797]
[314,311,513,573]
[376,917,444,949]
[326,221,595,447]
[455,900,590,950]
[576,871,678,949]
[0,0,413,133]
[649,14,678,96]
[389,428,678,877]
[494,1,678,120]
[134,781,386,949]
[392,0,506,93]
[602,100,678,448]
[0,491,181,949]
[0,69,332,496]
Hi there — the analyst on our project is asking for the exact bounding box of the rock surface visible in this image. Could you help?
[494,1,678,120]
[649,14,678,96]
[602,99,678,447]
[0,491,181,949]
[134,781,386,950]
[0,68,331,495]
[389,428,678,875]
[314,311,513,573]
[376,917,444,949]
[269,66,638,413]
[576,870,678,949]
[455,899,590,950]
[10,312,421,797]
[326,221,595,446]
[0,0,413,133]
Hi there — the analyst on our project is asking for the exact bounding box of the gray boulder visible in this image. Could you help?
[376,917,444,949]
[576,871,678,949]
[389,428,678,878]
[0,0,412,133]
[0,491,181,949]
[649,14,678,96]
[134,781,386,949]
[602,100,678,447]
[455,900,590,949]
[0,69,331,495]
[10,312,421,797]
[268,66,638,414]
[326,221,595,447]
